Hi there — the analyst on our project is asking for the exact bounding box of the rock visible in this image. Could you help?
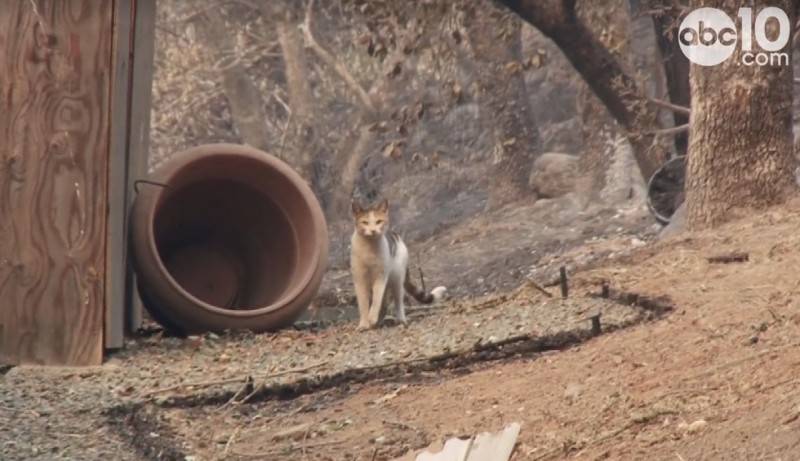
[678,419,708,434]
[659,203,687,239]
[564,382,582,402]
[529,153,579,198]
[541,117,584,153]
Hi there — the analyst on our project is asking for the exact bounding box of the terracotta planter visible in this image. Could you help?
[129,144,328,334]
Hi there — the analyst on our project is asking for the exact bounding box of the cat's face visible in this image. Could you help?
[352,199,389,239]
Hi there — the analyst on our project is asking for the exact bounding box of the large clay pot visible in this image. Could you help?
[129,143,328,334]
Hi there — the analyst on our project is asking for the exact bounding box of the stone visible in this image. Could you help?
[529,153,579,198]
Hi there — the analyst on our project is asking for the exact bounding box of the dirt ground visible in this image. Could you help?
[6,197,800,460]
[318,192,656,308]
[160,198,800,460]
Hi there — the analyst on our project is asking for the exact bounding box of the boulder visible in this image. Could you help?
[529,152,578,198]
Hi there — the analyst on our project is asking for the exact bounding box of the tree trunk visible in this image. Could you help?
[652,10,691,156]
[575,0,631,202]
[300,0,419,219]
[277,20,316,183]
[468,6,541,209]
[197,11,270,153]
[685,0,796,228]
[496,0,667,181]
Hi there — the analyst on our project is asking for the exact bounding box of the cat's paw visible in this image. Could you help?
[356,321,371,331]
[367,312,381,328]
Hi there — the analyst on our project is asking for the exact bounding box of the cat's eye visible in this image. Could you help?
[376,219,384,225]
[359,221,368,226]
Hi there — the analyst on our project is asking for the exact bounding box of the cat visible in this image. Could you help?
[350,199,447,330]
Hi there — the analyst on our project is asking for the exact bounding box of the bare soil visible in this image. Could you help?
[5,197,800,460]
[142,197,800,460]
[256,198,800,461]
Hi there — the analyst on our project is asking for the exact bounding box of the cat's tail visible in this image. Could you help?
[404,267,447,304]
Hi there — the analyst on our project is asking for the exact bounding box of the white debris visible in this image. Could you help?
[394,422,520,461]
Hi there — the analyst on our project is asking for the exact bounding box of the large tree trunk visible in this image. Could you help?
[277,20,316,183]
[468,6,541,209]
[685,0,796,228]
[496,0,667,181]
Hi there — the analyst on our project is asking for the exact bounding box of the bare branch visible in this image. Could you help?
[299,0,376,112]
[650,124,690,136]
[272,91,291,115]
[649,98,691,115]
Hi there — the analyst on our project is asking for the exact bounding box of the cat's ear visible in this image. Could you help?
[376,199,389,213]
[351,200,363,216]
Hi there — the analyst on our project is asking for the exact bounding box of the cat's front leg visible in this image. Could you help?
[352,269,371,331]
[367,275,388,328]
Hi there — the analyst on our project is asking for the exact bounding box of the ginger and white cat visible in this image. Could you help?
[350,199,447,330]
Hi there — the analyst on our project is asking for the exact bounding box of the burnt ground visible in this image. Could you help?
[317,192,656,312]
[9,195,800,460]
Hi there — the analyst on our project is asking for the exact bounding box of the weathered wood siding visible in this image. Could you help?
[0,1,113,365]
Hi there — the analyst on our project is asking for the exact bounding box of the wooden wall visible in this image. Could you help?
[0,1,115,365]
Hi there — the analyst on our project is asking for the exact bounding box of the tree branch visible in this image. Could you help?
[650,124,689,136]
[299,0,376,112]
[649,98,691,115]
[495,0,667,180]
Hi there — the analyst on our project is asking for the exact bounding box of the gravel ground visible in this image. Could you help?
[0,285,647,460]
[0,366,138,461]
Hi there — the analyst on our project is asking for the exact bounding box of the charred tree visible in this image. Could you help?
[300,0,416,219]
[651,7,691,156]
[495,0,667,181]
[575,0,633,202]
[196,10,270,153]
[467,6,542,208]
[277,15,316,183]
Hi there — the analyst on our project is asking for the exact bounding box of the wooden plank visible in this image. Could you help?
[125,0,156,333]
[106,0,133,349]
[0,1,113,365]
